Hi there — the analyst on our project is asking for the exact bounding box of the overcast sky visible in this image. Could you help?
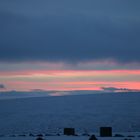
[0,0,140,92]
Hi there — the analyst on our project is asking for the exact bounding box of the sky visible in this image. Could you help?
[0,0,140,92]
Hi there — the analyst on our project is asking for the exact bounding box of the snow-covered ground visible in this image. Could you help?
[0,135,140,140]
[0,92,140,139]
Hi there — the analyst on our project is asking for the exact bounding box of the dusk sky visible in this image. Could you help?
[0,0,140,92]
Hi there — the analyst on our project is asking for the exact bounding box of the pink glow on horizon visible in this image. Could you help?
[0,69,140,91]
[2,81,140,91]
[0,70,140,76]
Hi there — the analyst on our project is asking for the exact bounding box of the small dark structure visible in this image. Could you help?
[37,134,43,137]
[127,135,135,137]
[100,127,112,137]
[89,134,98,140]
[36,137,44,140]
[10,134,16,137]
[29,133,34,137]
[64,128,75,135]
[114,134,124,137]
[18,134,26,137]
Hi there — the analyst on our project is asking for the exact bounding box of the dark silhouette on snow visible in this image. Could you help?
[100,127,112,137]
[64,128,75,135]
[36,137,44,140]
[89,135,98,140]
[114,134,124,137]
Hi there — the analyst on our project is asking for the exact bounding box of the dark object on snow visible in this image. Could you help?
[29,133,34,137]
[114,134,124,137]
[10,134,16,137]
[57,133,60,136]
[82,133,90,136]
[36,137,44,140]
[124,139,132,140]
[127,135,135,137]
[37,134,43,137]
[100,127,112,137]
[45,134,54,136]
[64,128,75,135]
[89,134,98,140]
[18,134,26,137]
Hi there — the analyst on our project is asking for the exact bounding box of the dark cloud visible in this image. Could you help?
[101,87,139,92]
[31,89,47,92]
[0,0,140,64]
[0,84,5,89]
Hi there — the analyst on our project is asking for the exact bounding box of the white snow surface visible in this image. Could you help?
[0,92,140,136]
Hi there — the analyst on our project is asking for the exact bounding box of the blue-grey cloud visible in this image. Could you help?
[0,84,5,89]
[0,0,140,64]
[101,87,140,92]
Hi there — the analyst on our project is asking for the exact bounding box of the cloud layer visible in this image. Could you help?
[101,87,140,92]
[0,0,140,92]
[0,84,5,89]
[0,0,140,64]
